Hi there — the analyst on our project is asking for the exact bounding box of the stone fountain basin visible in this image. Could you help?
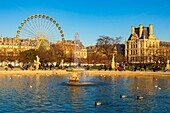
[66,68,85,73]
[65,81,98,86]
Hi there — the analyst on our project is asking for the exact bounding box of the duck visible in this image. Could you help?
[155,85,158,88]
[137,96,144,100]
[120,95,127,98]
[94,102,102,106]
[137,86,139,90]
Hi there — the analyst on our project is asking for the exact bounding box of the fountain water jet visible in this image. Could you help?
[65,33,98,86]
[68,32,82,82]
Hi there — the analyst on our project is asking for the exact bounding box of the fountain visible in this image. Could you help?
[65,33,97,86]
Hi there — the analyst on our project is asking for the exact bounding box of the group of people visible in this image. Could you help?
[130,64,159,72]
[4,64,14,71]
[20,62,56,70]
[117,63,126,71]
[40,63,54,70]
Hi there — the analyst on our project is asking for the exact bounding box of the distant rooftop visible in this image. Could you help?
[160,41,170,47]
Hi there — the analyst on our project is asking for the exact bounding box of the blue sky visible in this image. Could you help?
[0,0,170,46]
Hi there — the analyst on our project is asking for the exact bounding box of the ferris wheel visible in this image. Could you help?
[16,14,64,49]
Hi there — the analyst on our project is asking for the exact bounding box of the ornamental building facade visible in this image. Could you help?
[56,39,87,61]
[0,36,35,62]
[125,24,170,64]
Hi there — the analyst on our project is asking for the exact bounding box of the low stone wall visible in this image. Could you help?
[85,70,170,77]
[0,70,170,77]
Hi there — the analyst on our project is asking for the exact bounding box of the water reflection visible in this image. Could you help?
[0,74,169,112]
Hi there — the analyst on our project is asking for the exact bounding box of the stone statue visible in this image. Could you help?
[112,54,115,62]
[34,55,41,70]
[36,55,40,62]
[166,59,170,70]
[60,59,64,69]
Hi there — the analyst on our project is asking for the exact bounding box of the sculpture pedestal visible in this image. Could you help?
[67,68,85,82]
[35,63,40,70]
[69,73,79,82]
[111,62,115,69]
[65,68,99,86]
[34,55,41,70]
[166,60,170,70]
[111,53,115,69]
[166,64,170,70]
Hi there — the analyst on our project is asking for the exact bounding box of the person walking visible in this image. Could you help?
[50,64,53,70]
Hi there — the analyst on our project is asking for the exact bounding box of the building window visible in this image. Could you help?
[150,42,151,47]
[153,42,155,47]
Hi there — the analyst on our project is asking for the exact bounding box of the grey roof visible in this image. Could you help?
[160,41,170,47]
[141,27,149,39]
[128,27,150,40]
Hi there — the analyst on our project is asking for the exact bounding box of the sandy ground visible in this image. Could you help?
[0,67,68,75]
[0,67,170,77]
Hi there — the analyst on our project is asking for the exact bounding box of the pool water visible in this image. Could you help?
[0,74,169,112]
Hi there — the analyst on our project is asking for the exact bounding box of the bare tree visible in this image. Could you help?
[87,51,102,64]
[96,36,122,65]
[49,44,66,63]
[65,49,74,64]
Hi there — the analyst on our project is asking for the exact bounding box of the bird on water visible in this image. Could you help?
[94,102,102,106]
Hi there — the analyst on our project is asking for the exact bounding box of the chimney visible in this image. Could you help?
[139,24,143,38]
[149,24,153,35]
[131,26,135,34]
[1,36,3,43]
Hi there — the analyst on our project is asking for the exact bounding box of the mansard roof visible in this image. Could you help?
[141,27,149,39]
[128,27,150,40]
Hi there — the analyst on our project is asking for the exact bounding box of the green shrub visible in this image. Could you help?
[89,68,93,70]
[52,67,57,70]
[161,66,164,70]
[91,66,101,70]
[161,67,166,71]
[146,67,150,71]
[137,66,141,70]
[140,68,145,71]
[128,66,134,71]
[147,66,153,70]
[112,68,117,71]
